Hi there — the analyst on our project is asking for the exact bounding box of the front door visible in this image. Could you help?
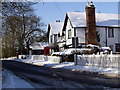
[116,43,120,52]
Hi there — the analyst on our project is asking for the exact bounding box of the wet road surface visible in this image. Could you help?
[2,60,120,89]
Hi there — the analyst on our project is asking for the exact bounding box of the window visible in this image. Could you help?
[116,44,120,52]
[58,33,60,37]
[54,34,57,43]
[68,29,72,39]
[108,28,114,38]
[109,45,114,51]
[50,35,52,43]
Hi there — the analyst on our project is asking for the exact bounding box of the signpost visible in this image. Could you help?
[72,37,78,65]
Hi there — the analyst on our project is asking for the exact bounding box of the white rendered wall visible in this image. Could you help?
[97,27,120,52]
[118,28,120,43]
[66,19,74,46]
[97,27,106,47]
[49,28,52,44]
[76,28,85,44]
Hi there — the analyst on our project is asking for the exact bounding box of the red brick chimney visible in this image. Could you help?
[85,1,98,45]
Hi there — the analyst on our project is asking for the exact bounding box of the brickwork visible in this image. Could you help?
[85,2,98,45]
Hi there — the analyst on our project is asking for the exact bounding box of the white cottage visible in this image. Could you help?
[48,2,120,53]
[48,21,65,54]
[62,2,120,52]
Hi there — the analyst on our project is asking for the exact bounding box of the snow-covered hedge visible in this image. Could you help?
[77,54,120,68]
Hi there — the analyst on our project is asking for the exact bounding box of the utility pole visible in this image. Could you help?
[74,37,78,65]
[105,27,108,47]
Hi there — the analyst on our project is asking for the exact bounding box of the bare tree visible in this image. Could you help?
[2,2,46,58]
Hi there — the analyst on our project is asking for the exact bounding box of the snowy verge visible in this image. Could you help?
[45,62,119,77]
[15,58,119,77]
[0,57,16,60]
[2,69,33,88]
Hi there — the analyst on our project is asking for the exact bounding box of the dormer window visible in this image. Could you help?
[90,1,93,6]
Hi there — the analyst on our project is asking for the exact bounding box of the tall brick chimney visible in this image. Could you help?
[85,1,98,45]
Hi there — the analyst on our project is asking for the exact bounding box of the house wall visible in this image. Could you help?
[65,19,120,52]
[66,19,74,46]
[49,28,52,44]
[118,28,120,43]
[49,29,58,44]
[76,28,86,44]
[58,42,66,51]
[97,27,120,52]
[96,27,106,47]
[0,35,2,58]
[107,28,118,52]
[49,28,57,54]
[66,19,86,46]
[64,19,120,52]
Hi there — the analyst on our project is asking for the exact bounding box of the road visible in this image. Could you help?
[2,60,120,89]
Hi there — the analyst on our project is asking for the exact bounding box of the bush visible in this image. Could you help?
[64,54,74,62]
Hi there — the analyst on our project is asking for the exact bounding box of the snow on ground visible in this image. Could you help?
[2,69,33,88]
[15,59,119,77]
[0,70,2,90]
[0,57,16,60]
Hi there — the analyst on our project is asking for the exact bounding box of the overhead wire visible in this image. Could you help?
[41,0,63,17]
[41,0,44,5]
[53,0,64,17]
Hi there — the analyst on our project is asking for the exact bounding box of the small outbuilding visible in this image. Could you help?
[29,42,49,55]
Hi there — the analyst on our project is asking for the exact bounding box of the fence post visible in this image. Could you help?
[74,54,77,65]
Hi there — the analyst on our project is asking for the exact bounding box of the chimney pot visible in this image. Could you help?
[90,1,93,6]
[86,2,90,7]
[56,20,60,22]
[86,1,95,8]
[87,2,89,6]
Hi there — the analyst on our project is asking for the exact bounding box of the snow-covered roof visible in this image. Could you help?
[49,22,63,35]
[30,42,49,50]
[101,47,111,50]
[67,12,120,27]
[87,44,99,48]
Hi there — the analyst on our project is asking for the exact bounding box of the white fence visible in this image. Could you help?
[19,55,31,59]
[77,54,120,68]
[19,55,62,63]
[31,55,61,63]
